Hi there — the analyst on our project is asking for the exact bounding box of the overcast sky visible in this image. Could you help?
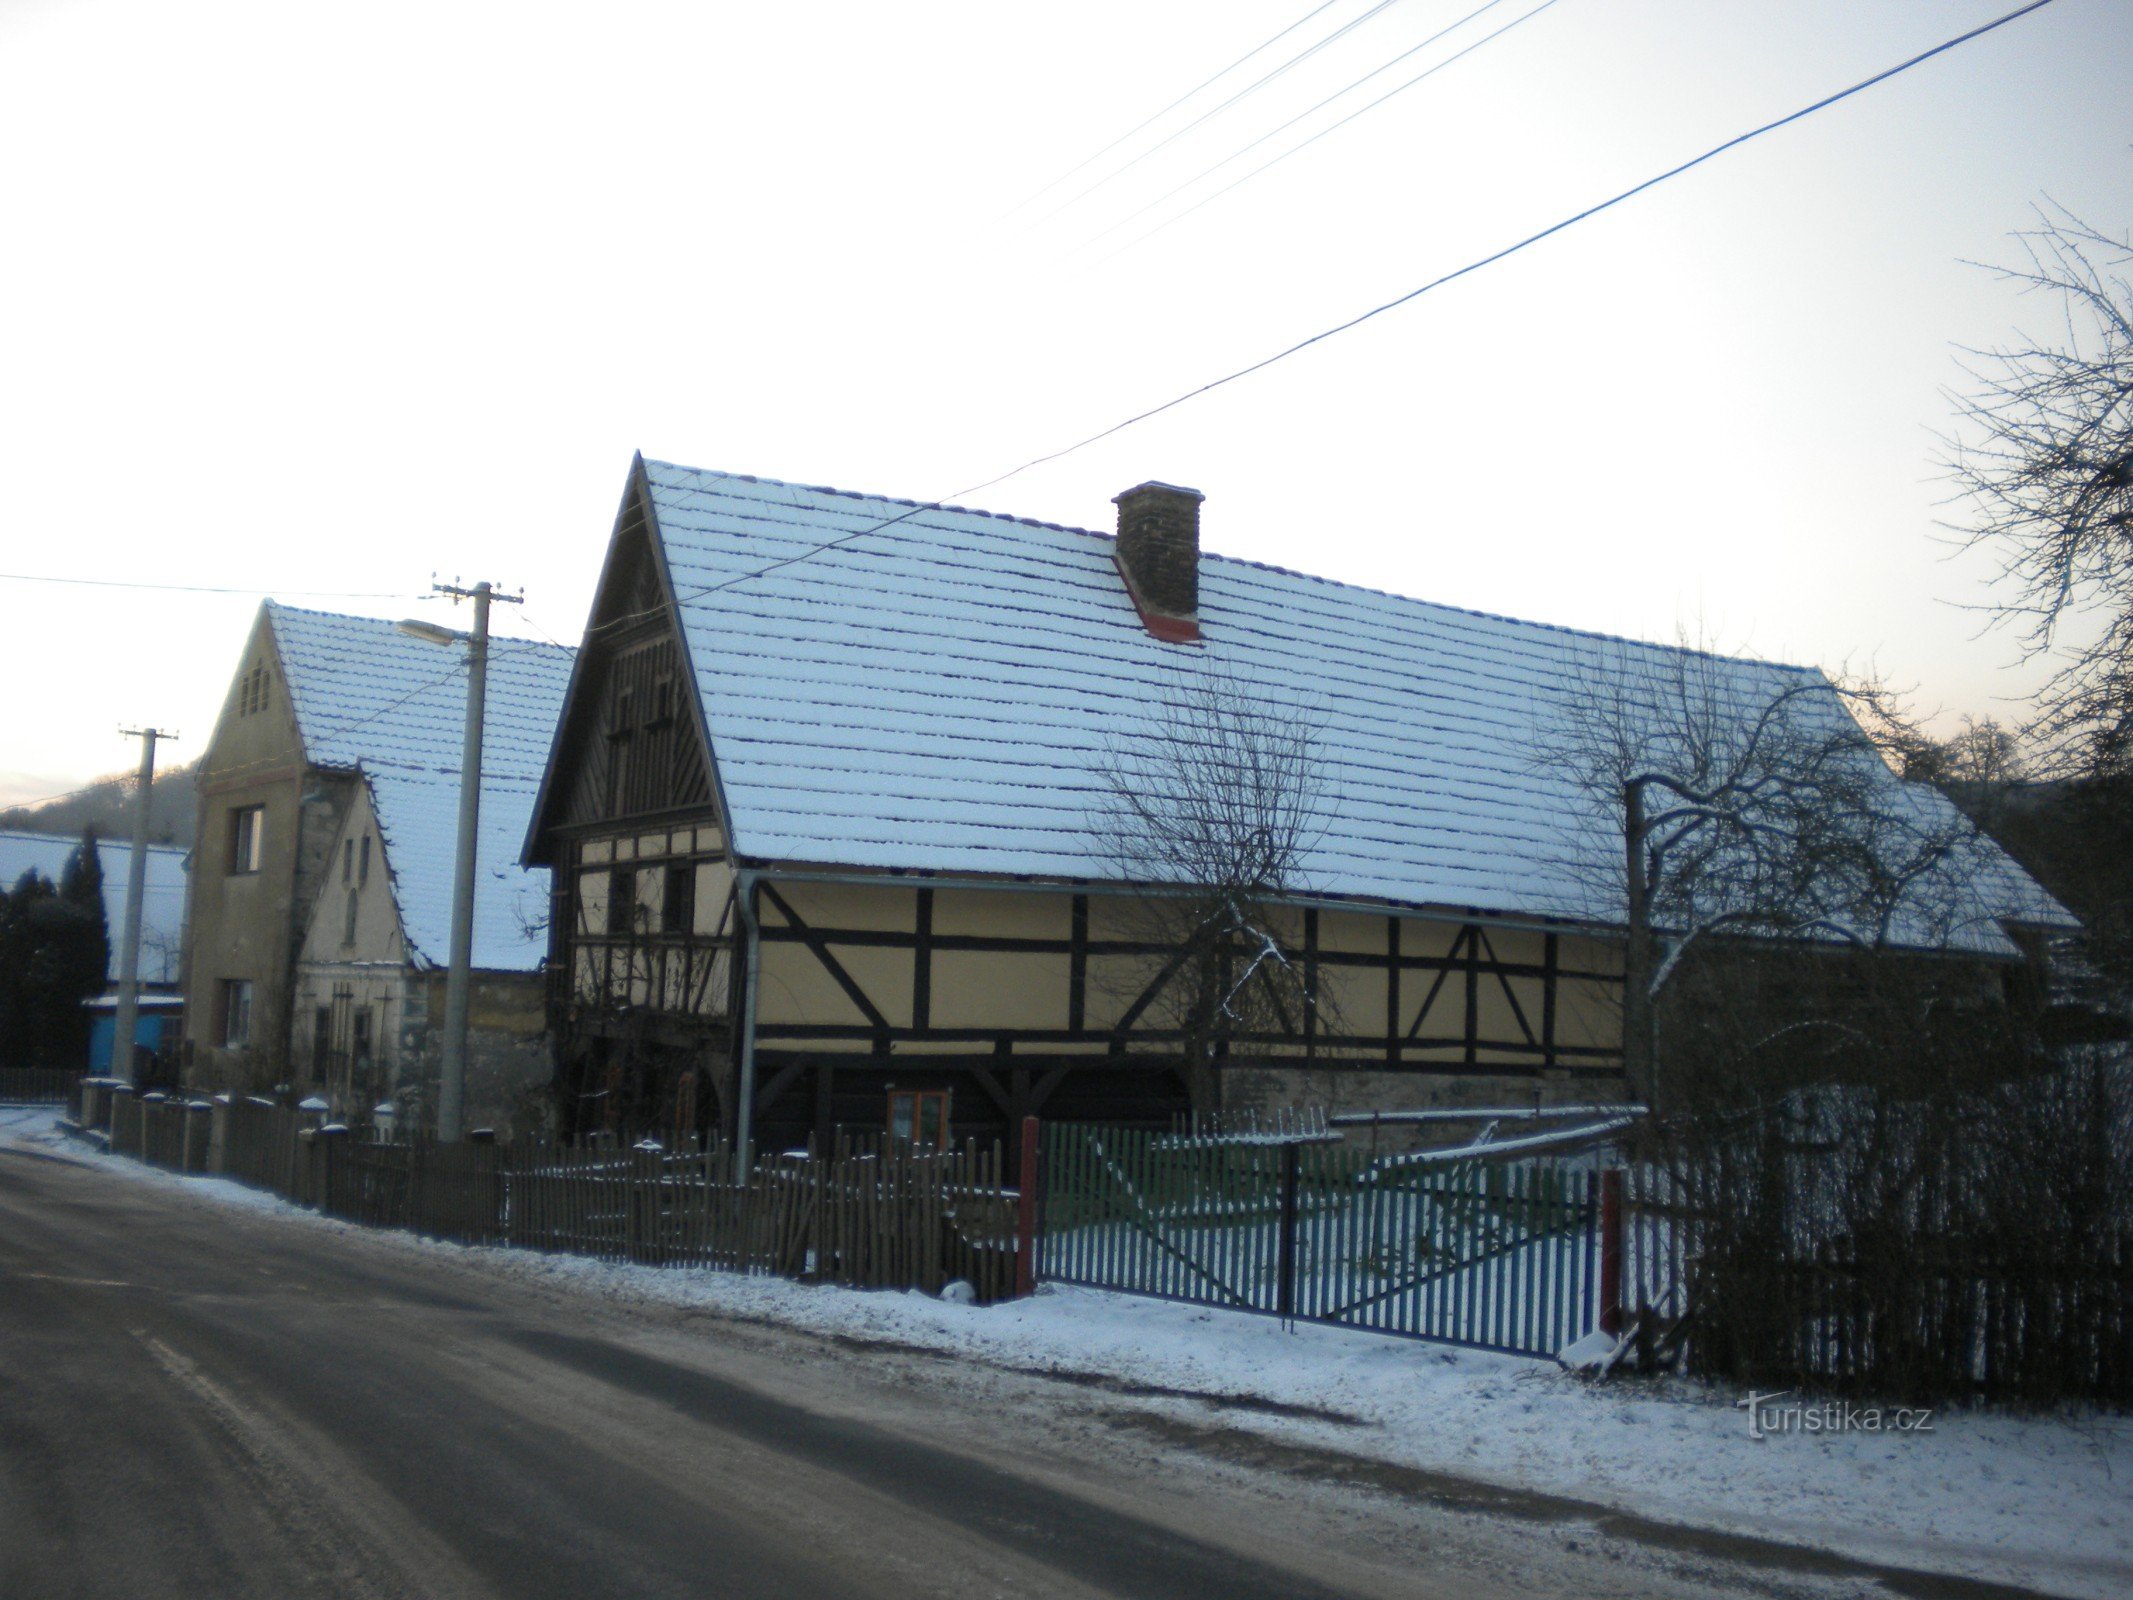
[1,0,2127,808]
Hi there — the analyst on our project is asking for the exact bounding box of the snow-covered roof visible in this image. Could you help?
[639,460,2069,956]
[0,829,189,984]
[268,603,575,971]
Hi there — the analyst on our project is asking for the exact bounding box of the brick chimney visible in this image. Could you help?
[1112,481,1203,644]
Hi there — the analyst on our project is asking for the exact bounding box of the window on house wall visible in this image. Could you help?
[313,1005,332,1065]
[343,888,360,946]
[351,1006,373,1074]
[606,867,635,936]
[228,806,264,875]
[648,677,675,728]
[239,661,273,716]
[607,688,636,816]
[222,980,254,1049]
[342,838,353,884]
[663,863,694,935]
[888,1089,949,1148]
[359,834,371,886]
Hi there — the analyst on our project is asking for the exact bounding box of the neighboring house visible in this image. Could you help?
[0,828,190,1071]
[182,601,574,1129]
[0,828,189,987]
[525,456,2070,1154]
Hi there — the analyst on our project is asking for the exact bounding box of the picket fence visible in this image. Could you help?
[83,1090,1023,1303]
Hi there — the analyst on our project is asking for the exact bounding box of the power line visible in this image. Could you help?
[1044,0,1415,221]
[0,572,420,598]
[1087,0,1531,251]
[471,1,2066,641]
[1011,0,1351,216]
[966,0,2061,496]
[0,776,142,813]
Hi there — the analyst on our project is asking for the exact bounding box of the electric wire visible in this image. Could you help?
[0,573,421,599]
[27,2,2063,686]
[579,0,2058,639]
[1044,0,1415,220]
[967,0,2062,494]
[1086,0,1529,250]
[1012,0,1351,215]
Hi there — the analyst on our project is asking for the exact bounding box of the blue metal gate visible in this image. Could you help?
[1039,1122,1600,1358]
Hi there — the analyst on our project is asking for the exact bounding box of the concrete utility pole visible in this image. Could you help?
[404,581,521,1142]
[113,725,176,1085]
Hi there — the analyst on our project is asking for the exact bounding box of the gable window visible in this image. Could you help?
[606,693,634,816]
[239,661,272,717]
[606,867,636,937]
[663,863,694,936]
[343,888,360,946]
[222,980,254,1049]
[359,834,371,886]
[342,838,354,884]
[888,1089,949,1148]
[228,806,264,875]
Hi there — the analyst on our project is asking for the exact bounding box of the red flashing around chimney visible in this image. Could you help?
[1111,551,1202,643]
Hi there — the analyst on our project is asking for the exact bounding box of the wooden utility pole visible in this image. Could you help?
[113,725,176,1084]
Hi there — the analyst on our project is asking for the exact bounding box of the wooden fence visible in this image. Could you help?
[1620,1152,2133,1404]
[94,1093,1023,1304]
[495,1136,1016,1297]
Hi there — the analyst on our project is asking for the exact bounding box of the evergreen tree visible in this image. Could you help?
[60,827,110,994]
[0,837,109,1067]
[0,870,58,1063]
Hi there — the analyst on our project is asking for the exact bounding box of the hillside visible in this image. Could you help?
[0,762,197,849]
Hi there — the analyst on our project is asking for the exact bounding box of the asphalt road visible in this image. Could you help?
[0,1133,2049,1600]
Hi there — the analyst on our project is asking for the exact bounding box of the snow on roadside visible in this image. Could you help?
[10,1105,2129,1600]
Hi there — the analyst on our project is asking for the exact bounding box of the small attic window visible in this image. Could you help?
[647,677,675,729]
[239,661,272,717]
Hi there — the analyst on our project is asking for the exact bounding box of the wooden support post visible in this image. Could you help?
[1599,1167,1625,1335]
[1015,1115,1041,1299]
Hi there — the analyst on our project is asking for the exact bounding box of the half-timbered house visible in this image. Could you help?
[525,457,2067,1154]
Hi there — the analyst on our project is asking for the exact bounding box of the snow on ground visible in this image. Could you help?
[8,1103,2129,1600]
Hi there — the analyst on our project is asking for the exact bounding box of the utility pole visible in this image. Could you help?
[113,725,176,1085]
[423,580,520,1142]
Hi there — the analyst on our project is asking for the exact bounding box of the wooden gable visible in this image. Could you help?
[525,461,723,858]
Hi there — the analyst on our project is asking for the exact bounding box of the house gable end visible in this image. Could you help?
[296,781,409,968]
[198,604,308,786]
[526,458,724,859]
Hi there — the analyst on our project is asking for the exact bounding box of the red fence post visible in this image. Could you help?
[1015,1115,1041,1299]
[1599,1167,1626,1335]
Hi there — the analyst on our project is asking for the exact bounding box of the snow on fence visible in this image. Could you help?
[1039,1122,1603,1359]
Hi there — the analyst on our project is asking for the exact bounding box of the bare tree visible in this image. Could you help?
[1546,639,1985,1102]
[1941,202,2133,778]
[1096,665,1332,1111]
